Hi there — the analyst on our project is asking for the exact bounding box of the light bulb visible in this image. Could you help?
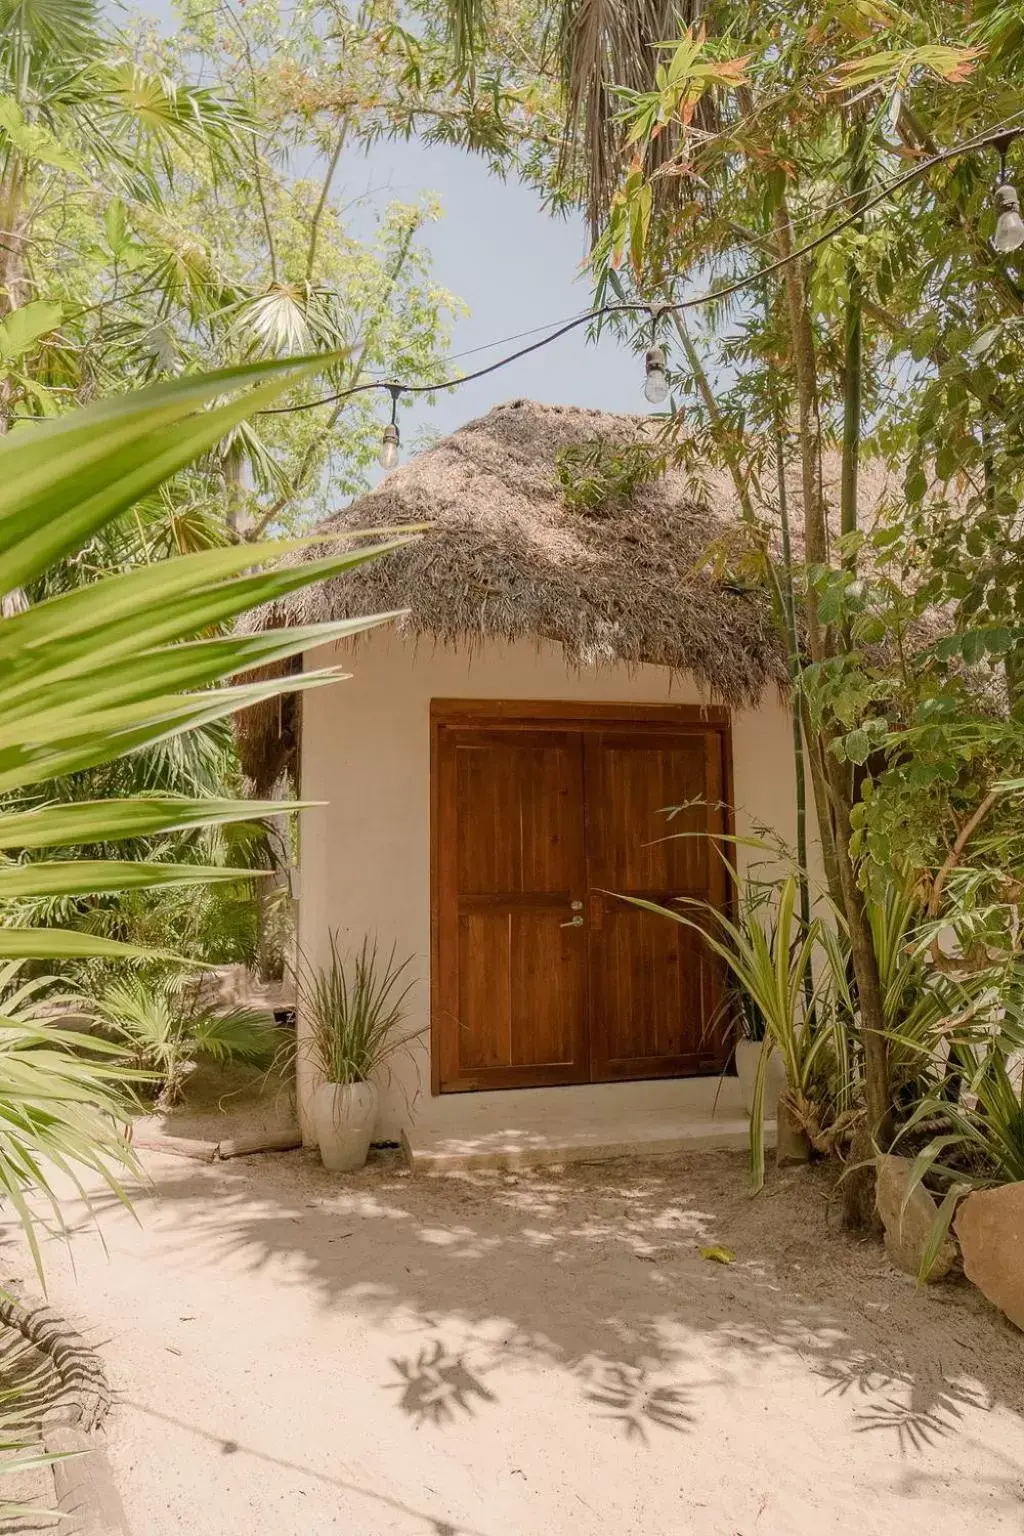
[644,344,669,405]
[379,422,400,471]
[994,183,1024,254]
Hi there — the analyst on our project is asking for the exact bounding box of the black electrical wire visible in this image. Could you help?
[257,112,1024,421]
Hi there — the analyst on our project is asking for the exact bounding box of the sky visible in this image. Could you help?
[349,137,642,440]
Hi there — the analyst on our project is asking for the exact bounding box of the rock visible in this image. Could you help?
[875,1154,956,1281]
[954,1182,1024,1331]
[776,1098,811,1168]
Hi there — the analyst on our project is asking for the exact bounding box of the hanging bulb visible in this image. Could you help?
[644,344,669,405]
[379,422,400,471]
[994,182,1024,254]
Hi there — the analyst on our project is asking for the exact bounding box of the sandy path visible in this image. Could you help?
[11,1148,1024,1536]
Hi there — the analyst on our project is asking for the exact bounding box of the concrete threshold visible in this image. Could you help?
[402,1075,774,1172]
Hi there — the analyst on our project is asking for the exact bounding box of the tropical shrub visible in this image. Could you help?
[0,357,409,1265]
[0,960,140,1276]
[626,874,855,1188]
[92,973,286,1108]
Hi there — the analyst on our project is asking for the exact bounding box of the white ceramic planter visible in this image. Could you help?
[735,1038,787,1119]
[312,1080,379,1171]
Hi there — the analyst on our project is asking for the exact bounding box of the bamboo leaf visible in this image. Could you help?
[0,302,63,363]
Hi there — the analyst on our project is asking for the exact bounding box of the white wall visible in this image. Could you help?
[297,630,815,1141]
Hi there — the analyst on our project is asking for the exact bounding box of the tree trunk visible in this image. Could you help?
[840,109,868,554]
[775,427,813,952]
[774,196,892,1164]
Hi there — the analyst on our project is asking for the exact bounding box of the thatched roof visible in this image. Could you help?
[239,399,899,790]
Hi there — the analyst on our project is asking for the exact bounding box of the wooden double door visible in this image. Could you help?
[432,702,732,1094]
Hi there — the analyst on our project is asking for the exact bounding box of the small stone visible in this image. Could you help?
[875,1154,956,1281]
[954,1182,1024,1332]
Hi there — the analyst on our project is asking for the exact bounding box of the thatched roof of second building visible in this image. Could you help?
[259,398,829,705]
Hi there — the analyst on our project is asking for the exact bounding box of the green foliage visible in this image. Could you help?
[626,874,853,1190]
[0,359,402,1269]
[92,972,285,1106]
[0,359,413,959]
[0,0,473,538]
[556,437,669,514]
[0,960,139,1280]
[295,933,418,1086]
[891,1019,1024,1279]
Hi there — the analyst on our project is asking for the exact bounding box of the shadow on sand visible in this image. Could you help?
[45,1146,1024,1533]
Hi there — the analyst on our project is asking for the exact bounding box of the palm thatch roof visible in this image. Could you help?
[238,398,898,790]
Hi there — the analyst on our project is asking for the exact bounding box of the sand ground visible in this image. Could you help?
[4,1147,1024,1536]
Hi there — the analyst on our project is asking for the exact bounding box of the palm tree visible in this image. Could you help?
[0,0,247,323]
[446,0,706,236]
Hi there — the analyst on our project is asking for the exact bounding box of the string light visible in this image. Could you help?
[643,307,669,405]
[993,138,1024,254]
[252,117,1024,437]
[379,385,402,471]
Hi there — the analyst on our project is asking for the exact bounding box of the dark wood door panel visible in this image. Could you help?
[435,726,590,1092]
[585,728,730,1082]
[455,911,586,1078]
[590,909,722,1080]
[584,731,718,893]
[432,707,734,1095]
[454,730,584,895]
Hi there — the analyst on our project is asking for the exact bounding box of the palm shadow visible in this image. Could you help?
[57,1145,1024,1516]
[388,1341,498,1426]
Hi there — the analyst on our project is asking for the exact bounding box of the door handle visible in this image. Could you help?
[560,915,584,928]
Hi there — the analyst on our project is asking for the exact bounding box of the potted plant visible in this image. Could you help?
[295,933,416,1172]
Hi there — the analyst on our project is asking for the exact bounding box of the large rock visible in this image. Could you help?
[954,1182,1024,1331]
[875,1154,957,1281]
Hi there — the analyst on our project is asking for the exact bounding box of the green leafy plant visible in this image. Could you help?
[626,874,850,1189]
[92,973,285,1108]
[295,933,418,1086]
[0,961,139,1277]
[0,356,409,1268]
[556,438,668,514]
[890,1038,1024,1283]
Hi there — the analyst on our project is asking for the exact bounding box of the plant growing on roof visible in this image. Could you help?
[293,933,417,1172]
[556,438,669,515]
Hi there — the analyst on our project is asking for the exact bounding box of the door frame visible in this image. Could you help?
[429,698,736,1097]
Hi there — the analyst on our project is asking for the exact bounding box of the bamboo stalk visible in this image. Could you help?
[774,192,892,1150]
[840,108,868,554]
